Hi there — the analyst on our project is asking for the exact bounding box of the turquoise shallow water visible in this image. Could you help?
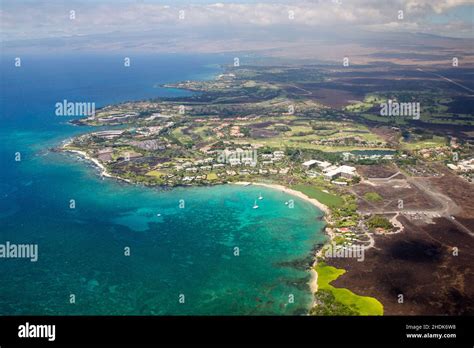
[0,53,326,315]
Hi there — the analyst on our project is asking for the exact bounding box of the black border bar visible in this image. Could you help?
[0,315,472,346]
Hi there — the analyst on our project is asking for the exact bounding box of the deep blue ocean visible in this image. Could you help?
[0,53,325,315]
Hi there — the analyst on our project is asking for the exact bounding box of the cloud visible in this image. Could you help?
[0,0,472,42]
[404,0,469,13]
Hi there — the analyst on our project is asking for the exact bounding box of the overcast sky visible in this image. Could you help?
[1,0,472,44]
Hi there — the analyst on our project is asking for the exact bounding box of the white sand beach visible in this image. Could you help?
[234,182,330,214]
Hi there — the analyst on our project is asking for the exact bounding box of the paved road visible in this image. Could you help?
[417,68,474,94]
[354,176,474,236]
[450,218,474,237]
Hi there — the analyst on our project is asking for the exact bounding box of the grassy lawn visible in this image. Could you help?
[241,137,390,152]
[344,94,385,113]
[171,127,193,144]
[193,126,213,141]
[206,172,218,180]
[291,184,344,208]
[235,120,389,151]
[400,135,446,150]
[145,170,165,178]
[315,262,383,316]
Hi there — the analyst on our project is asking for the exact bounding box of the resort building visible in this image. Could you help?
[324,165,357,180]
[92,130,124,139]
[447,158,474,172]
[302,160,318,170]
[303,159,332,170]
[314,160,332,169]
[273,151,285,159]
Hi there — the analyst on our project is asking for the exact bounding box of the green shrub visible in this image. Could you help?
[364,192,383,202]
[367,215,392,230]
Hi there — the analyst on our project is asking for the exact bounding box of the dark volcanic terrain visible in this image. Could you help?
[327,216,474,315]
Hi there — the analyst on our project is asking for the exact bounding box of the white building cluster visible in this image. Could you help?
[302,159,357,181]
[447,158,474,172]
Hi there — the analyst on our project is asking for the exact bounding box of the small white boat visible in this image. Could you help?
[285,201,289,205]
[157,213,161,217]
[258,193,263,200]
[253,200,259,209]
